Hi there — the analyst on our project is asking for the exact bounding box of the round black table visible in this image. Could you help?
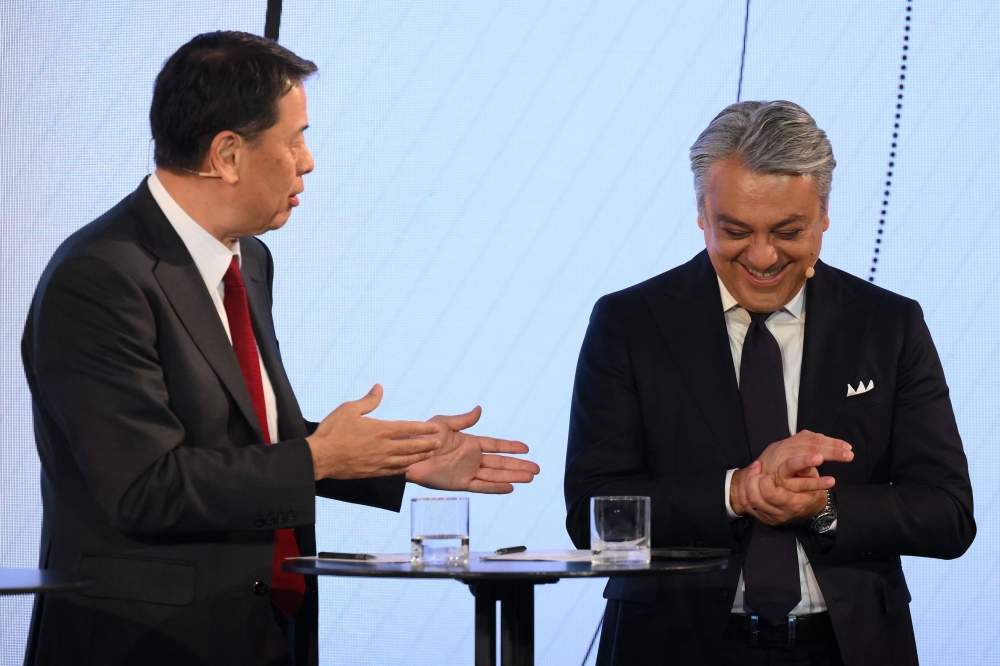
[285,555,728,666]
[0,568,93,596]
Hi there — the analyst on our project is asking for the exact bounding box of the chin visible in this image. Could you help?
[267,214,292,233]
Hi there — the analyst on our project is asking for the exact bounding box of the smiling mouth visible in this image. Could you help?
[741,263,786,281]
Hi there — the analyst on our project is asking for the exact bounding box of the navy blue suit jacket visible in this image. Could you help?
[564,251,975,665]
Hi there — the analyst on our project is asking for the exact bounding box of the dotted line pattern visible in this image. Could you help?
[871,2,912,282]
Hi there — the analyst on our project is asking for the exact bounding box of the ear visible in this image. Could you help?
[203,131,243,185]
[697,215,706,230]
[820,206,830,232]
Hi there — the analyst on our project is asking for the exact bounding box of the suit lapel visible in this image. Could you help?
[241,253,308,441]
[131,180,265,445]
[797,260,874,437]
[643,252,751,468]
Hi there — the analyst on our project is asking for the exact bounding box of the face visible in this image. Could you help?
[698,158,828,313]
[233,83,314,235]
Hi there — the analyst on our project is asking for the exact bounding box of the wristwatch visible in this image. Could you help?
[810,489,838,534]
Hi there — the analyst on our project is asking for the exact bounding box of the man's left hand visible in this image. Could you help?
[404,406,540,493]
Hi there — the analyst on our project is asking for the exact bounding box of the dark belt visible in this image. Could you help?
[725,612,834,648]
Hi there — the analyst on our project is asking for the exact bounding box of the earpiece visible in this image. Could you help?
[805,265,816,279]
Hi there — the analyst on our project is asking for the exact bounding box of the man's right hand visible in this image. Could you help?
[306,384,441,481]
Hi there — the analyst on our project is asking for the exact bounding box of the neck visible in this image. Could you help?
[154,168,240,247]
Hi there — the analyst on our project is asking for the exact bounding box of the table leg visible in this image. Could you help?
[499,582,534,666]
[473,584,498,666]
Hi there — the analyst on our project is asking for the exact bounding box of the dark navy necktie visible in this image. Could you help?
[739,310,801,624]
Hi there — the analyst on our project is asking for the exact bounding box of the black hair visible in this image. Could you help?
[150,31,317,171]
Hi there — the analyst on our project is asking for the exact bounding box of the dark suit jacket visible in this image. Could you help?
[564,251,975,665]
[21,179,406,666]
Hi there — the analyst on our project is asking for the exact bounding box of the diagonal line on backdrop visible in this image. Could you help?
[736,0,750,102]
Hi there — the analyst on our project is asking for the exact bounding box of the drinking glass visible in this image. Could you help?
[410,497,470,565]
[591,496,651,565]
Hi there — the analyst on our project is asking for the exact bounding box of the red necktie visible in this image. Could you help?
[222,257,305,618]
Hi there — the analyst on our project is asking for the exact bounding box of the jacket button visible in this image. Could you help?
[254,518,266,528]
[278,512,287,524]
[288,511,296,522]
[267,516,276,526]
[252,581,269,596]
[716,590,729,604]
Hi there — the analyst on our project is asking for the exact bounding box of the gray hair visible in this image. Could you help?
[689,100,836,217]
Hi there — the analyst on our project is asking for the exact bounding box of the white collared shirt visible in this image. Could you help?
[147,173,279,444]
[717,276,827,616]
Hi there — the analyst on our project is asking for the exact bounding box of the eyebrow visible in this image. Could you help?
[716,213,806,230]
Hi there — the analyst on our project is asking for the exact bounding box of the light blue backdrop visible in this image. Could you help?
[1,1,997,664]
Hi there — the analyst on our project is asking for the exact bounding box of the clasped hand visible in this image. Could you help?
[306,384,539,494]
[729,430,853,526]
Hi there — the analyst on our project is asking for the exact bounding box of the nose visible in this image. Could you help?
[744,235,778,270]
[299,143,315,176]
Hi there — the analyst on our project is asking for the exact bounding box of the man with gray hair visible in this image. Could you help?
[564,100,974,665]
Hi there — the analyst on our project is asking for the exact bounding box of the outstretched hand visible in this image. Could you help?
[405,406,540,494]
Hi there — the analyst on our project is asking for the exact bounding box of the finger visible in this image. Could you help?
[350,384,384,416]
[473,435,530,455]
[380,419,441,439]
[759,474,788,505]
[466,480,515,494]
[474,465,536,484]
[800,432,853,455]
[433,406,482,432]
[808,443,854,463]
[779,452,825,477]
[383,450,440,471]
[384,436,440,456]
[741,473,763,518]
[743,473,766,517]
[480,455,540,475]
[782,475,836,494]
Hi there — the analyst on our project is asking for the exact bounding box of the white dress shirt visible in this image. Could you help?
[147,174,279,443]
[716,276,828,616]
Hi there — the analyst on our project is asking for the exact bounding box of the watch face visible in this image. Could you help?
[814,515,836,533]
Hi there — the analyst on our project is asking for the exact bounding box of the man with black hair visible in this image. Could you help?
[22,31,538,666]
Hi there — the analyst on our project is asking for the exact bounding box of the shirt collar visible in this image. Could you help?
[717,274,806,320]
[147,173,241,293]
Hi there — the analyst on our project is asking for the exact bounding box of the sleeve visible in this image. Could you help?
[809,301,976,562]
[30,255,317,536]
[564,296,741,551]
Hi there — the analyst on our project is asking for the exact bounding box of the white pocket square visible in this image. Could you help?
[847,380,874,397]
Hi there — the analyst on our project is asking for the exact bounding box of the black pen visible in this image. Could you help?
[318,551,376,561]
[494,546,527,555]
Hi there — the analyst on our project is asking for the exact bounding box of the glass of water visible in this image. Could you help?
[591,496,651,565]
[410,497,470,565]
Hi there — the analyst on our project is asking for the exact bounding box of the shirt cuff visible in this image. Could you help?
[724,468,739,520]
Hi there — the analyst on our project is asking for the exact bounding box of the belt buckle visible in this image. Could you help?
[748,615,796,648]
